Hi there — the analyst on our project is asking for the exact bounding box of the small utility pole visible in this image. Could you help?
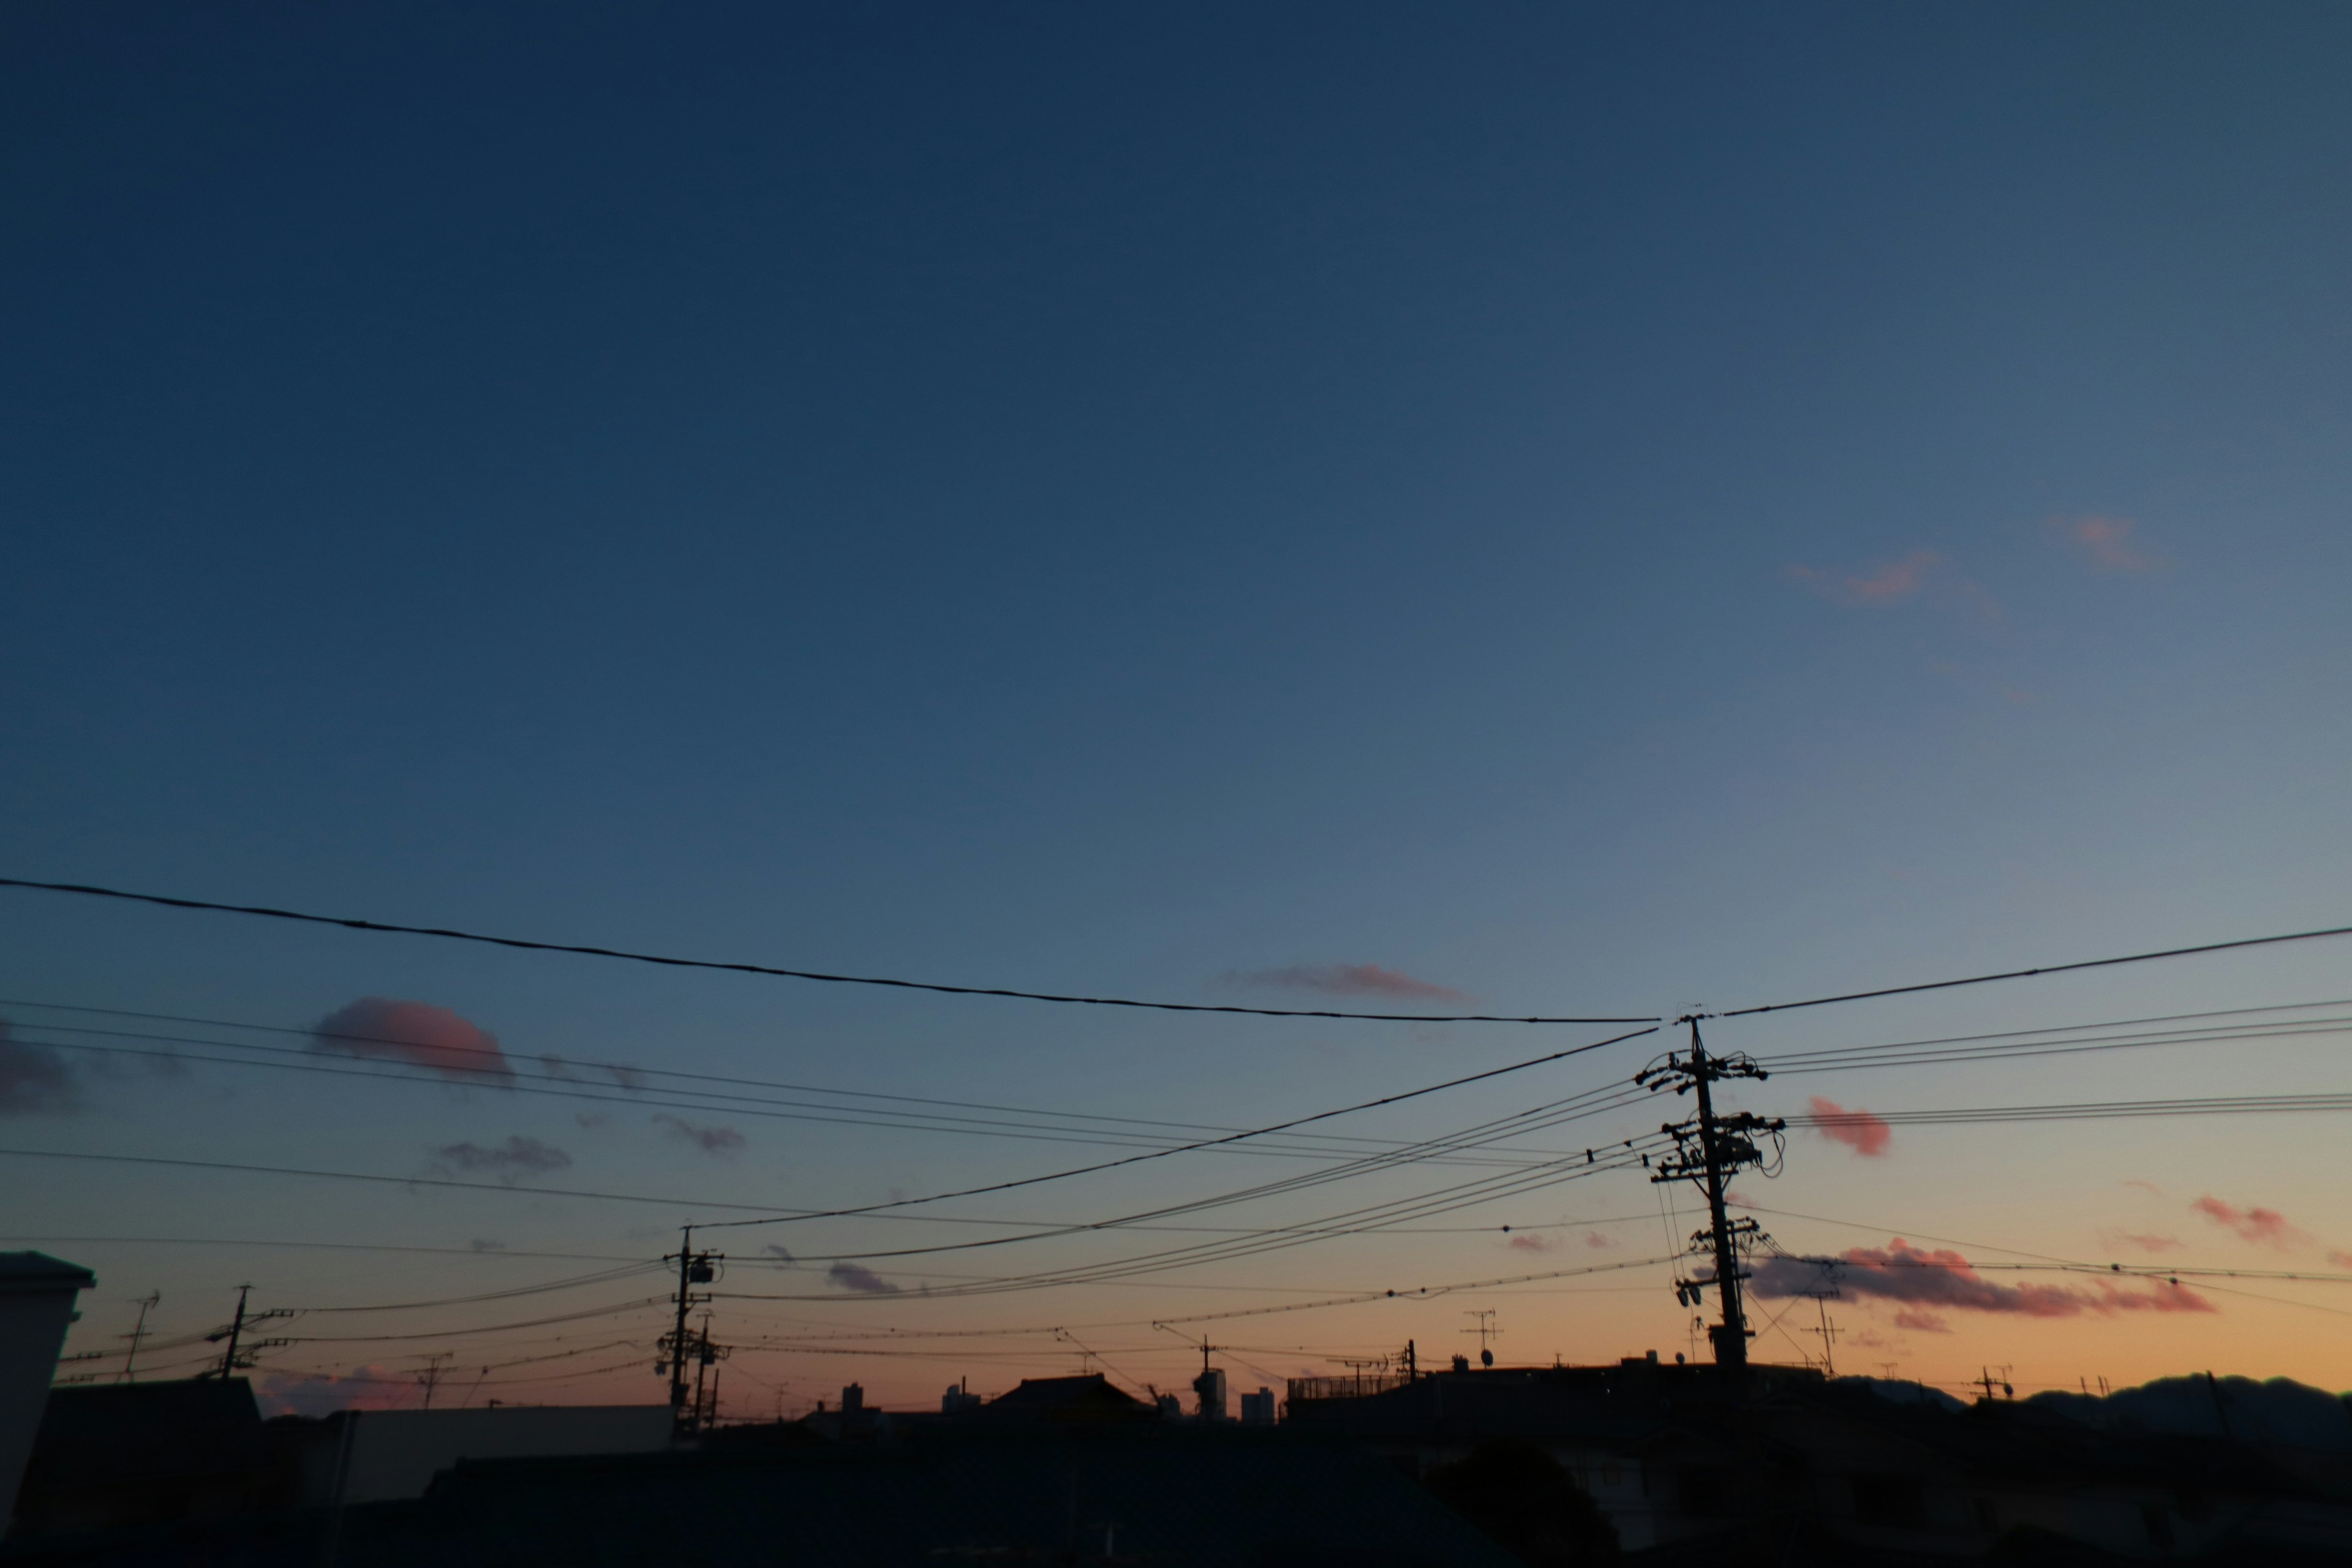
[204,1286,293,1380]
[418,1353,453,1409]
[216,1286,251,1380]
[1638,1018,1784,1374]
[121,1291,160,1384]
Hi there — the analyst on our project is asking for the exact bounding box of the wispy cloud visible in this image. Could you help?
[1222,964,1468,1003]
[432,1136,571,1182]
[1582,1231,1616,1250]
[0,1020,77,1115]
[1784,549,1942,606]
[654,1114,744,1155]
[2054,514,2160,573]
[2329,1251,2352,1270]
[762,1243,796,1264]
[827,1261,900,1295]
[312,998,513,1084]
[2191,1195,2304,1249]
[1785,549,2001,623]
[1752,1238,2214,1319]
[2099,1231,2185,1255]
[1507,1232,1556,1253]
[1807,1096,1891,1157]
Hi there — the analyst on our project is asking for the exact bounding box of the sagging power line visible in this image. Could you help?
[0,877,1651,1024]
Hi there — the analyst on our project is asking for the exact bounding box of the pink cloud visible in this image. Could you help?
[1583,1231,1616,1250]
[1752,1238,2215,1318]
[1807,1096,1891,1157]
[2054,514,2159,573]
[2191,1196,2304,1249]
[2329,1251,2352,1271]
[311,998,513,1083]
[1507,1232,1555,1253]
[2123,1179,2163,1195]
[1891,1308,1950,1334]
[256,1364,423,1418]
[1785,549,1942,606]
[1223,964,1468,1003]
[654,1114,744,1155]
[0,1020,76,1115]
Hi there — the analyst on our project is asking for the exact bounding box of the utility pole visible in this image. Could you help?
[661,1226,722,1431]
[688,1310,731,1428]
[121,1292,160,1384]
[1638,1017,1785,1373]
[203,1287,293,1380]
[216,1286,250,1380]
[418,1353,453,1409]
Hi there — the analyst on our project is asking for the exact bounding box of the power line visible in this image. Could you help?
[0,1236,646,1262]
[285,1298,668,1344]
[696,1024,1659,1230]
[1145,1253,1684,1327]
[1783,1091,2352,1127]
[1762,1017,2352,1079]
[7,997,1571,1158]
[1717,920,2352,1019]
[0,877,1651,1025]
[9,1025,1556,1170]
[290,1264,668,1314]
[0,1147,809,1216]
[712,1141,1674,1302]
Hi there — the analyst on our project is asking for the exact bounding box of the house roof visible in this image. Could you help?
[0,1251,96,1295]
[21,1378,268,1489]
[338,1427,1524,1568]
[968,1373,1155,1423]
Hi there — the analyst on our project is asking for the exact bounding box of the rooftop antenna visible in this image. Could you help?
[1460,1310,1501,1368]
[1801,1287,1842,1378]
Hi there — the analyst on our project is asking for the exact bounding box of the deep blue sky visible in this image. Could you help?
[5,4,2350,1405]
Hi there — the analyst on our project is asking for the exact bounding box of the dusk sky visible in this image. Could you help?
[4,4,2350,1414]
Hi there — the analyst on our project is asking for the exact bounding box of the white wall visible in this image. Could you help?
[0,1256,92,1523]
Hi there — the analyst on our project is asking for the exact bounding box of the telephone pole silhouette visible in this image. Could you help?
[1638,1017,1785,1372]
[662,1226,723,1430]
[203,1286,292,1380]
[120,1291,160,1384]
